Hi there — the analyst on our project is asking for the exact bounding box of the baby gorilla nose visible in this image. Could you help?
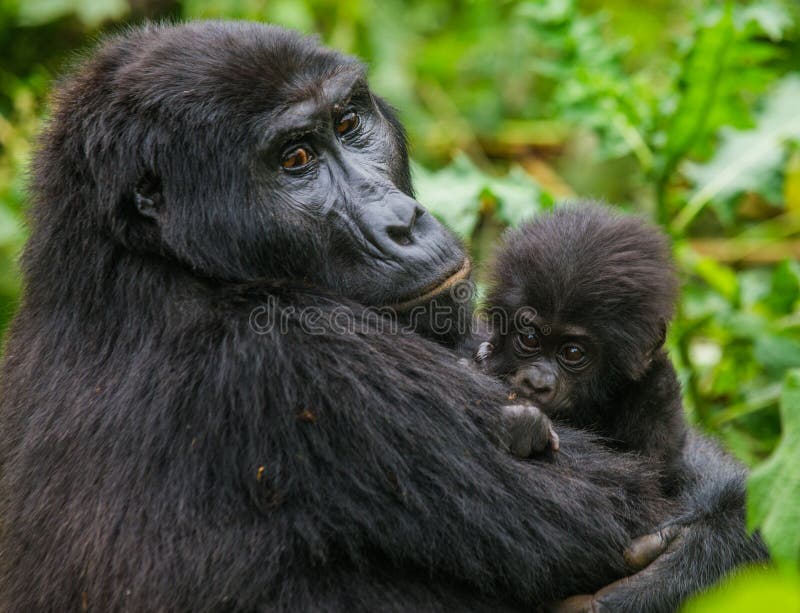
[511,364,558,405]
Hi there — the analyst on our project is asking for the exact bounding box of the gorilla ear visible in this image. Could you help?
[133,172,163,221]
[632,320,669,380]
[655,318,668,350]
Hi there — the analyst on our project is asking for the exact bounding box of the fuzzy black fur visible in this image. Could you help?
[586,432,770,612]
[485,205,677,382]
[0,22,765,612]
[481,205,688,490]
[478,204,768,608]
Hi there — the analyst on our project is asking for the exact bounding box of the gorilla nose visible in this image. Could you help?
[512,367,557,404]
[386,206,423,246]
[385,194,424,247]
[365,191,426,253]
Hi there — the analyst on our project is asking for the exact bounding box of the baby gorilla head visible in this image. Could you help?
[479,203,678,427]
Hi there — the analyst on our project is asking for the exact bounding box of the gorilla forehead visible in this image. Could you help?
[110,22,365,120]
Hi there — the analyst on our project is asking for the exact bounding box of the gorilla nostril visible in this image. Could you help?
[387,226,412,246]
[387,207,424,246]
[412,206,425,227]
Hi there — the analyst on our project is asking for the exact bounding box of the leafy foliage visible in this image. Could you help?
[684,566,800,612]
[414,155,550,236]
[747,369,800,567]
[682,76,800,230]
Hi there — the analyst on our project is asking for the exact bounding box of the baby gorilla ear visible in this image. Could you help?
[117,171,166,253]
[133,172,164,221]
[637,318,669,377]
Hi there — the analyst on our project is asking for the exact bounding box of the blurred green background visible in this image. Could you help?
[1,0,799,605]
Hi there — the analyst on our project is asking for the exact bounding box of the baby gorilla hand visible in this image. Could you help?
[500,402,560,458]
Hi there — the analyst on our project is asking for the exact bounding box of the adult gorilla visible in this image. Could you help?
[0,22,764,612]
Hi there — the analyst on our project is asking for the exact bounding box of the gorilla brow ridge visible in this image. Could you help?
[262,68,367,145]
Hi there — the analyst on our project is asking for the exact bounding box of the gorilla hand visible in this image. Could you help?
[500,402,560,458]
[624,524,687,570]
[456,355,558,457]
[548,525,686,613]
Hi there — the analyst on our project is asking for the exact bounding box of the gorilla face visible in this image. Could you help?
[479,204,678,424]
[89,23,468,310]
[251,69,469,308]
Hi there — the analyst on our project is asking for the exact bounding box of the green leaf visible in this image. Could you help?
[684,567,800,612]
[760,260,800,315]
[659,6,736,174]
[483,166,546,227]
[411,156,486,238]
[747,369,800,566]
[18,0,129,26]
[753,335,800,374]
[738,3,793,41]
[678,75,800,231]
[677,242,740,303]
[412,155,546,239]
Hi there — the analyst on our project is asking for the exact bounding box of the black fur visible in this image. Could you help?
[481,205,688,490]
[588,432,770,612]
[0,22,764,613]
[478,204,768,609]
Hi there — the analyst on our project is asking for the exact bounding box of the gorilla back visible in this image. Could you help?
[2,22,680,611]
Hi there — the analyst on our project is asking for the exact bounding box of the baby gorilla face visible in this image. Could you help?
[478,318,604,421]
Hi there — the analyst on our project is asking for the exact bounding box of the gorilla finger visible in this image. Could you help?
[475,341,494,363]
[545,594,602,613]
[624,524,686,570]
[593,574,634,601]
[502,403,555,457]
[549,425,560,451]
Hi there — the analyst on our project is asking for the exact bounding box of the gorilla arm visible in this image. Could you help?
[0,283,666,612]
[221,288,669,607]
[553,431,769,613]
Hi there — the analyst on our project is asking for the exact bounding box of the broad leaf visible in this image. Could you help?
[684,567,800,612]
[18,0,129,26]
[680,76,800,229]
[412,156,487,238]
[412,155,546,238]
[747,369,800,566]
[738,3,793,41]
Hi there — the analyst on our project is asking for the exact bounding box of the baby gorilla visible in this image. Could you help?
[478,204,688,492]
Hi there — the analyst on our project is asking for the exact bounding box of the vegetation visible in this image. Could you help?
[0,0,798,605]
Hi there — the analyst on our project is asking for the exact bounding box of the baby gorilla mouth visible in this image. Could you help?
[390,257,471,312]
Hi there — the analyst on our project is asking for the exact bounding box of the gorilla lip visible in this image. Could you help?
[390,257,471,311]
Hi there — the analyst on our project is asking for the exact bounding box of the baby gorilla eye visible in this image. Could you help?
[336,111,360,136]
[561,345,586,364]
[514,331,541,355]
[281,147,313,170]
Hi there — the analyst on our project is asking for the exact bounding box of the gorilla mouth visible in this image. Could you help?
[390,257,472,312]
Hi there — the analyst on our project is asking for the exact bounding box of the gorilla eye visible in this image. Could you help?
[560,345,587,366]
[281,147,313,170]
[335,111,360,136]
[514,331,541,355]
